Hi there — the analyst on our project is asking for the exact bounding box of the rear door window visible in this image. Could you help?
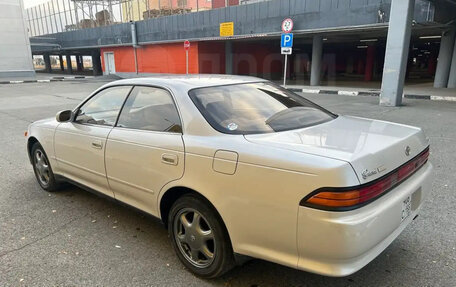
[116,86,182,133]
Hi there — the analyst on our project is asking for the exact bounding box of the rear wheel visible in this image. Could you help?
[31,142,60,192]
[168,194,235,278]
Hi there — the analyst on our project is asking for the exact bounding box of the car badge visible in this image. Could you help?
[405,146,411,156]
[361,165,386,180]
[377,165,386,173]
[361,169,378,180]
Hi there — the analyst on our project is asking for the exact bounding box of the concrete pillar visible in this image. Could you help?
[76,55,83,72]
[65,54,73,74]
[364,45,376,81]
[91,50,102,76]
[448,38,456,88]
[379,0,415,106]
[59,55,65,72]
[434,29,455,88]
[310,35,323,86]
[43,53,51,73]
[225,41,233,75]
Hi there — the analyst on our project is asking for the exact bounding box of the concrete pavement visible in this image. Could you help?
[0,79,455,286]
[284,82,456,102]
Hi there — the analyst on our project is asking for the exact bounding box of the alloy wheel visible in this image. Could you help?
[34,149,50,186]
[173,208,216,268]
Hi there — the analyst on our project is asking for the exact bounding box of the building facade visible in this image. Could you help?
[27,0,456,105]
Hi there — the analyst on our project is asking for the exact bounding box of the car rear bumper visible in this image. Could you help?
[296,162,433,277]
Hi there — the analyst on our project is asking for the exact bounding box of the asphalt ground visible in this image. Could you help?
[0,78,455,286]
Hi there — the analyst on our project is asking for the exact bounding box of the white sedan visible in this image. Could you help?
[26,75,432,278]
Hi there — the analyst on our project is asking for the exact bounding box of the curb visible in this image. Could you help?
[287,88,456,102]
[0,76,89,85]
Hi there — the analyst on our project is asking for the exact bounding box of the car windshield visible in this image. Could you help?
[188,82,336,134]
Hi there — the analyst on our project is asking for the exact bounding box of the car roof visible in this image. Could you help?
[105,74,267,91]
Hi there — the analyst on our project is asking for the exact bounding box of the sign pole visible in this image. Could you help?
[283,54,288,87]
[186,50,189,75]
[184,40,190,74]
[280,18,294,88]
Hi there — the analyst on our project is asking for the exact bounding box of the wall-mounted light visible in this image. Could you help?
[357,45,368,49]
[360,39,378,42]
[419,35,441,39]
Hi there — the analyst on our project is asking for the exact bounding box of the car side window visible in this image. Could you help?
[116,86,182,133]
[75,86,132,127]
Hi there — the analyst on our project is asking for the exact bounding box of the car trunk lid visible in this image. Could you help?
[244,116,429,184]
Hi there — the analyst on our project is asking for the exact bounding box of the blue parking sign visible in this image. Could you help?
[281,33,293,48]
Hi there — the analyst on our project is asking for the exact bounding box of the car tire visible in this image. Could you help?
[168,194,235,278]
[31,142,60,192]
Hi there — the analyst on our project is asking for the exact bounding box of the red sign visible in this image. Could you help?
[184,40,190,50]
[281,18,293,33]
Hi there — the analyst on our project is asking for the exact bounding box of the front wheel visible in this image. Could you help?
[31,142,60,192]
[168,194,235,278]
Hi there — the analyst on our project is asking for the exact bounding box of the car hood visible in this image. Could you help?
[244,116,429,184]
[28,117,60,133]
[32,117,56,125]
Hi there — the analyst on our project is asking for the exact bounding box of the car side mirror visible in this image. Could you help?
[56,110,73,122]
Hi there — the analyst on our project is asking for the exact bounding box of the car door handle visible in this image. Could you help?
[161,153,178,165]
[91,141,103,149]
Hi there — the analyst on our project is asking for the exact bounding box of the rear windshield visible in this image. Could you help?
[188,82,336,135]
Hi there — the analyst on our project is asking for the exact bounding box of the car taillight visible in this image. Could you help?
[300,146,430,211]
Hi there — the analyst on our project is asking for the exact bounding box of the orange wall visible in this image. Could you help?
[198,42,225,74]
[101,42,199,74]
[101,46,136,73]
[101,41,284,77]
[138,42,199,74]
